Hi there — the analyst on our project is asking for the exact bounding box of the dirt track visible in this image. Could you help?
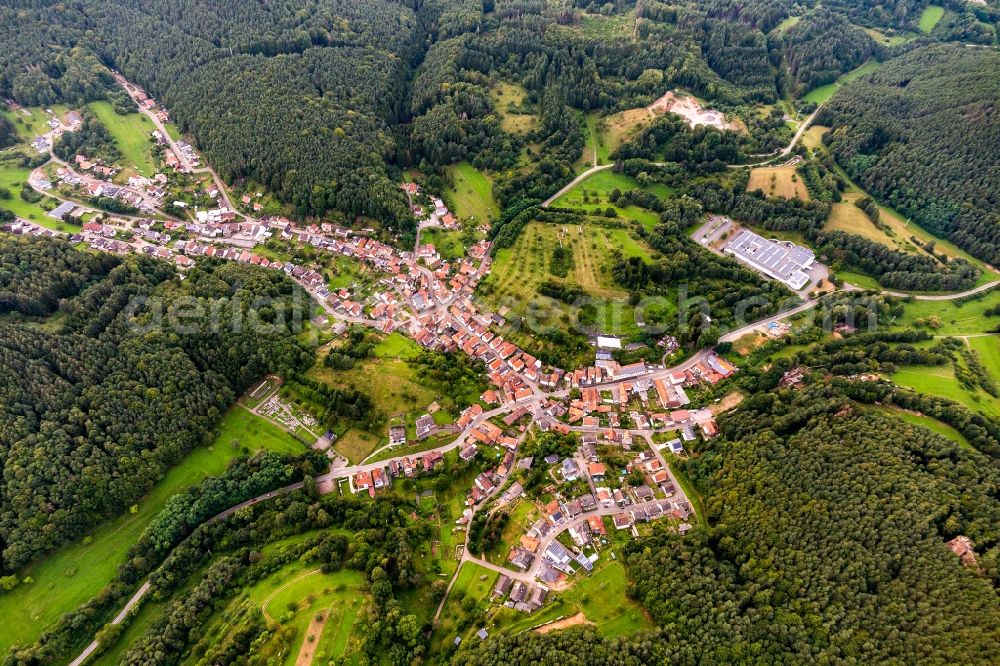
[295,608,330,666]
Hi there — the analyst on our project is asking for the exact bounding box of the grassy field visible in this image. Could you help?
[309,344,453,462]
[557,559,654,638]
[747,165,809,200]
[809,125,995,283]
[890,409,973,450]
[969,335,1000,382]
[0,406,303,655]
[836,269,882,290]
[826,191,908,251]
[1,105,68,139]
[88,101,158,177]
[802,59,882,104]
[444,162,498,224]
[0,155,67,228]
[374,331,424,360]
[431,562,498,653]
[323,254,379,292]
[598,108,654,159]
[485,221,648,302]
[891,364,1000,418]
[491,82,539,135]
[243,563,367,666]
[485,499,538,564]
[421,228,466,260]
[216,404,311,452]
[919,5,945,33]
[801,125,827,151]
[551,169,671,230]
[865,197,994,283]
[891,290,1000,334]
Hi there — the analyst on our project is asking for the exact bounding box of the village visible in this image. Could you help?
[4,75,753,626]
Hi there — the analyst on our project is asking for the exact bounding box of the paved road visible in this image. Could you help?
[67,581,151,666]
[541,164,614,207]
[883,281,1000,301]
[114,74,247,220]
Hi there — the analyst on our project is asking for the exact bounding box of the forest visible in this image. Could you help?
[5,0,988,227]
[819,44,1000,265]
[0,237,322,572]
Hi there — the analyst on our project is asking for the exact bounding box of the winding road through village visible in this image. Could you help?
[50,84,1000,666]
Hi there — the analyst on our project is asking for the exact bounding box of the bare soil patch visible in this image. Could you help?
[648,91,737,131]
[710,391,744,416]
[535,612,592,634]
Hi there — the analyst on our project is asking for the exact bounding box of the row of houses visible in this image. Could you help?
[351,450,447,497]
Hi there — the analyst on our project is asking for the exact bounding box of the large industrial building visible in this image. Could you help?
[724,229,815,290]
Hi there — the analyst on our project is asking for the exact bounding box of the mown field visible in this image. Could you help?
[891,290,1000,334]
[0,406,303,655]
[551,169,671,230]
[1,105,69,139]
[919,5,945,33]
[747,165,809,200]
[969,335,1000,379]
[484,221,650,304]
[444,162,498,224]
[890,408,973,450]
[890,364,1000,419]
[803,59,882,105]
[87,100,158,177]
[0,155,64,228]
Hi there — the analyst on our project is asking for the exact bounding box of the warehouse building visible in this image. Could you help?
[724,229,814,290]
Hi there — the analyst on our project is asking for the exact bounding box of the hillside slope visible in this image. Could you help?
[818,44,1000,264]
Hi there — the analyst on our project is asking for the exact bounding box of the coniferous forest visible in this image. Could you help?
[2,0,994,232]
[818,44,1000,264]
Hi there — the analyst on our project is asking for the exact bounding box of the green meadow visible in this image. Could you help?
[551,169,671,230]
[802,60,883,105]
[88,101,159,176]
[444,162,498,224]
[919,6,945,33]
